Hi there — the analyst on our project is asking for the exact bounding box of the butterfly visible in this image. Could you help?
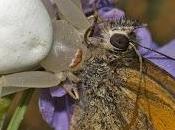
[65,4,175,130]
[66,16,175,129]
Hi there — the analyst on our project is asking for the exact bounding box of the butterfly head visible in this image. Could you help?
[98,18,142,52]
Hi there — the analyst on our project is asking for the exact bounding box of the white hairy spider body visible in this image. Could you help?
[0,0,53,74]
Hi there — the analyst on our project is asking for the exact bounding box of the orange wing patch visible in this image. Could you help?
[120,65,175,130]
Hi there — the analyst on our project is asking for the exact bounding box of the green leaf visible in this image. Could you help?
[6,89,34,130]
[0,97,12,129]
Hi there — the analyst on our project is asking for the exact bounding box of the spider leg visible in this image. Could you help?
[67,72,80,83]
[56,72,80,100]
[54,0,90,33]
[0,71,59,89]
[71,0,81,8]
[63,82,79,100]
[40,20,88,73]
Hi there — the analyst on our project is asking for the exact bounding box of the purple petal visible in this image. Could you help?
[98,7,125,21]
[81,0,125,21]
[135,27,158,54]
[39,89,74,130]
[81,0,95,14]
[39,89,55,125]
[50,87,67,97]
[136,27,175,77]
[96,0,114,9]
[51,96,71,130]
[52,111,69,130]
[81,0,114,15]
[155,39,175,58]
[144,41,175,77]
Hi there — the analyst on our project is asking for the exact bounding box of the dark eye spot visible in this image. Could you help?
[110,33,129,51]
[128,31,136,40]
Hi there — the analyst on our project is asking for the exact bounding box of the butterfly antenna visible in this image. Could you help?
[123,43,143,130]
[131,40,175,61]
[129,43,143,74]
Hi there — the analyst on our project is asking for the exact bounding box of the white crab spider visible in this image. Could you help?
[0,0,90,98]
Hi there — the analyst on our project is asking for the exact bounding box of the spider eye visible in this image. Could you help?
[110,33,129,51]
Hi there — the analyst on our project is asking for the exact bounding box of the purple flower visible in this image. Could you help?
[135,27,175,76]
[81,0,125,20]
[39,0,175,130]
[39,83,75,130]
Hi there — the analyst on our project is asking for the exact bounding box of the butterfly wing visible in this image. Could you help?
[119,58,175,130]
[69,50,175,130]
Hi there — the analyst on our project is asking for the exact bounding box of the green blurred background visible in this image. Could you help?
[116,0,175,45]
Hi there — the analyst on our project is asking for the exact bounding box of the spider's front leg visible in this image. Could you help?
[54,47,84,100]
[62,78,79,100]
[0,70,80,99]
[55,71,80,100]
[63,47,86,100]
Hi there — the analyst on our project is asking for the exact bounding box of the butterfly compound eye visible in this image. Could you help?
[110,33,129,51]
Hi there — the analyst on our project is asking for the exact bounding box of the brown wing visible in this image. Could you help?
[69,50,175,130]
[118,58,175,130]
